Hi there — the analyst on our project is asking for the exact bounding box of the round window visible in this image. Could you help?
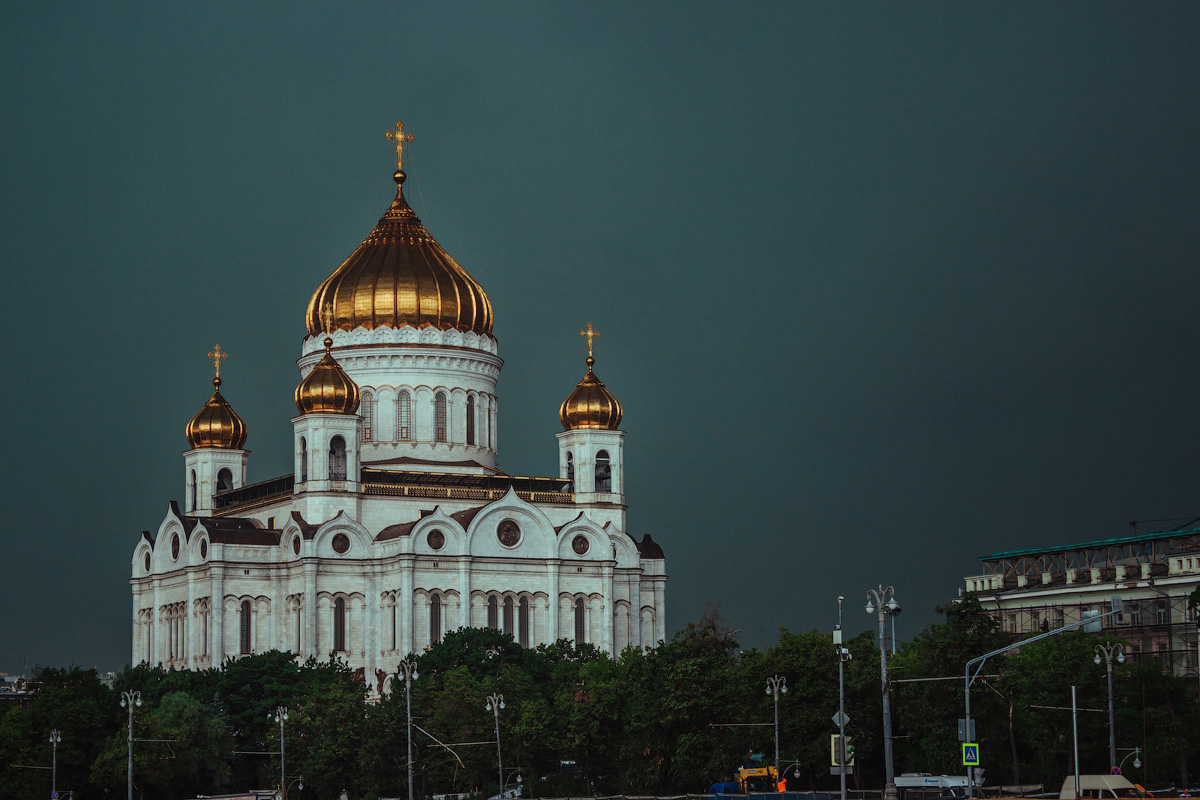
[572,534,590,555]
[427,529,445,550]
[171,534,180,560]
[143,552,151,572]
[331,533,350,554]
[497,519,521,547]
[293,536,301,555]
[200,539,208,559]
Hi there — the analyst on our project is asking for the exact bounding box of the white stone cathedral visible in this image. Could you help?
[129,125,667,681]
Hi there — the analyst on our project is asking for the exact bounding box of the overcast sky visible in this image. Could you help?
[2,3,1199,673]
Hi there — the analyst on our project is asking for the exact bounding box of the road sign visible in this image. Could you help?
[51,793,59,800]
[1111,767,1122,776]
[958,719,976,742]
[832,711,849,728]
[962,743,980,766]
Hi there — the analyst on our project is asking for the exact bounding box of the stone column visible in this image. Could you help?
[186,573,196,669]
[602,562,615,655]
[546,560,560,642]
[458,558,472,631]
[400,557,414,656]
[211,565,224,663]
[304,560,318,659]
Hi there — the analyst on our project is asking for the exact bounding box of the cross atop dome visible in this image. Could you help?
[580,323,600,360]
[208,344,228,382]
[385,119,415,170]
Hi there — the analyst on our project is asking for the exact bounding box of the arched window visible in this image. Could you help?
[397,391,412,441]
[189,470,197,511]
[430,594,442,644]
[519,597,530,648]
[333,597,346,652]
[574,597,586,644]
[566,452,574,491]
[466,395,476,445]
[434,393,448,442]
[217,468,234,493]
[239,600,252,655]
[362,391,375,442]
[300,437,308,482]
[595,450,611,492]
[329,435,347,480]
[487,595,499,629]
[503,596,514,636]
[482,397,490,449]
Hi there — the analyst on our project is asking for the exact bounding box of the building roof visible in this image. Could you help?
[981,520,1200,561]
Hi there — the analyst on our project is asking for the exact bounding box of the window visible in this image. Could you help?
[390,600,397,651]
[362,391,375,442]
[595,450,611,492]
[434,393,447,442]
[239,600,252,655]
[1053,608,1065,629]
[488,595,499,629]
[1130,603,1142,626]
[566,452,574,490]
[503,596,514,636]
[334,597,346,652]
[189,470,197,511]
[574,597,586,644]
[217,468,233,493]
[294,603,301,653]
[482,398,490,449]
[397,391,412,440]
[1156,600,1167,625]
[300,437,308,482]
[519,597,530,648]
[329,435,347,480]
[466,395,476,445]
[430,594,442,644]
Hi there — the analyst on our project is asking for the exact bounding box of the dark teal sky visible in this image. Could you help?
[3,3,1199,672]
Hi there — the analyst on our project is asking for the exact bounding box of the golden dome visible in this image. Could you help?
[305,170,493,337]
[559,356,623,431]
[295,335,361,415]
[186,378,248,449]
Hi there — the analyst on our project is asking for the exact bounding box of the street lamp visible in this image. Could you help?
[119,690,142,800]
[866,585,901,800]
[398,660,419,800]
[49,729,62,797]
[1118,747,1142,773]
[835,596,852,800]
[285,774,305,800]
[486,693,506,799]
[1094,643,1125,771]
[269,706,288,796]
[765,675,787,775]
[501,768,524,797]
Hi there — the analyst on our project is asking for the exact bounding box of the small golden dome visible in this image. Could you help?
[295,336,361,415]
[559,356,623,431]
[186,378,248,449]
[305,170,493,337]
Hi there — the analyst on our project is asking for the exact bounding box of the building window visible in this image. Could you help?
[1156,600,1167,625]
[329,435,347,480]
[217,468,233,493]
[294,603,302,653]
[482,398,490,449]
[397,391,412,440]
[362,391,375,442]
[466,395,476,445]
[488,595,499,629]
[519,597,530,648]
[1053,608,1065,629]
[566,452,574,491]
[595,450,611,492]
[239,600,251,655]
[435,393,448,442]
[503,596,514,636]
[574,597,586,644]
[390,600,397,651]
[430,594,442,644]
[300,437,308,482]
[1130,603,1142,626]
[189,470,197,511]
[334,597,346,652]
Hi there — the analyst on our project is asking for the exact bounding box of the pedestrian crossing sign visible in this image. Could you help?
[962,743,980,766]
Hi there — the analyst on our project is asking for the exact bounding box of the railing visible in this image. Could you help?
[363,482,573,504]
[212,489,294,517]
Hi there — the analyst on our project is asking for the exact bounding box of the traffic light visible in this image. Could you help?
[844,736,855,765]
[830,734,856,766]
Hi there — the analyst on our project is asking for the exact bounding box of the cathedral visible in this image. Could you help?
[129,122,667,680]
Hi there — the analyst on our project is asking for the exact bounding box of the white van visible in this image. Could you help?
[1059,775,1150,799]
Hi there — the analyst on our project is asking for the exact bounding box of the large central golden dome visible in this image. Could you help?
[305,170,493,337]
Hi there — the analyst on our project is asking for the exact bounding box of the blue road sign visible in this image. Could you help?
[962,743,980,766]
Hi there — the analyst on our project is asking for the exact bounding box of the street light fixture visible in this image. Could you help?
[398,660,419,800]
[49,729,62,798]
[501,768,524,797]
[119,690,142,800]
[866,585,901,800]
[1094,644,1125,771]
[285,774,304,800]
[1118,747,1142,773]
[835,596,852,800]
[269,706,288,797]
[765,675,787,776]
[486,693,506,799]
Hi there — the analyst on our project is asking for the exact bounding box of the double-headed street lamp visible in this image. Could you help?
[49,729,62,797]
[269,706,288,797]
[398,660,419,800]
[1094,643,1125,771]
[119,690,142,800]
[765,675,787,775]
[866,585,901,800]
[486,693,506,798]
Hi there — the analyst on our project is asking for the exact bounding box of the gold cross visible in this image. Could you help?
[580,323,600,358]
[321,305,336,334]
[208,344,228,379]
[385,119,415,170]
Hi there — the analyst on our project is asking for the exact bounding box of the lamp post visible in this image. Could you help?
[119,690,142,800]
[866,585,901,800]
[399,660,419,800]
[286,774,305,800]
[49,729,61,797]
[835,596,851,800]
[1094,643,1125,771]
[270,706,288,796]
[1118,747,1142,774]
[501,768,524,797]
[486,693,506,799]
[765,675,787,775]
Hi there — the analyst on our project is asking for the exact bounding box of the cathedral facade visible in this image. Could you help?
[129,126,667,679]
